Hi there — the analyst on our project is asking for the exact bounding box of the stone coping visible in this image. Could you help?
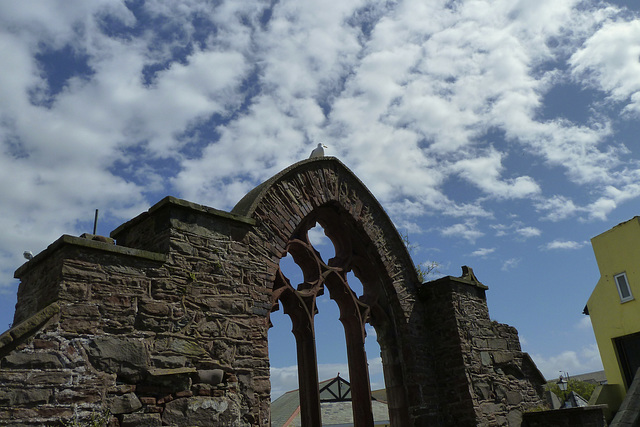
[424,266,489,291]
[111,196,256,239]
[232,157,365,217]
[14,234,167,279]
[0,302,60,357]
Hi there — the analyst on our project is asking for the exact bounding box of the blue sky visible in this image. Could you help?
[2,0,640,399]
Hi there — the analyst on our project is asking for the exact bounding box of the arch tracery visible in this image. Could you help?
[273,206,374,426]
[233,158,416,426]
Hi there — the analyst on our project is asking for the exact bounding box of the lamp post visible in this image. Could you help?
[556,375,567,391]
[556,371,570,391]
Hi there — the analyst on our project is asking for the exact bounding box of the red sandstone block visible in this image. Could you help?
[139,397,157,405]
[108,384,136,394]
[33,339,60,350]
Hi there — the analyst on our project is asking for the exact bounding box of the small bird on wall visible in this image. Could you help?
[309,143,327,158]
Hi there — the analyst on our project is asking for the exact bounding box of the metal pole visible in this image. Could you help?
[93,209,99,235]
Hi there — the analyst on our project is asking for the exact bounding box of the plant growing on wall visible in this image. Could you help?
[401,232,440,282]
[63,409,111,427]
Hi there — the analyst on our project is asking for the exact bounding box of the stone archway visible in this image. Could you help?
[1,156,546,427]
[233,158,419,426]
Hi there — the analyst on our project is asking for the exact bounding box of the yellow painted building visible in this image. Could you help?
[587,216,640,404]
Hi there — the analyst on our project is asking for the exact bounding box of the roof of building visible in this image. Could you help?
[545,370,607,385]
[271,375,390,427]
[570,370,607,385]
[564,391,589,408]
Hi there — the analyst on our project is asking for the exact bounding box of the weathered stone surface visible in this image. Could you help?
[121,412,162,426]
[109,392,142,414]
[506,390,523,405]
[1,352,62,369]
[151,355,186,368]
[196,369,224,385]
[83,336,149,382]
[9,388,53,405]
[55,387,102,404]
[145,367,194,392]
[0,332,12,348]
[8,303,61,342]
[167,338,208,357]
[507,409,522,425]
[27,370,72,385]
[162,396,244,426]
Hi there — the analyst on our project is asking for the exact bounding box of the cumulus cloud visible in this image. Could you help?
[535,195,579,221]
[570,19,640,115]
[451,149,541,199]
[501,258,521,271]
[471,247,496,257]
[270,357,383,400]
[576,316,593,330]
[441,221,484,243]
[545,239,588,250]
[531,344,603,380]
[517,226,541,238]
[0,0,640,299]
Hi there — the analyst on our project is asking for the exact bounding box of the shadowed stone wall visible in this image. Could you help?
[0,158,545,426]
[420,270,546,426]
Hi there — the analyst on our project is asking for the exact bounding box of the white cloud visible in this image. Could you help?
[451,149,541,199]
[545,240,587,250]
[531,344,603,380]
[516,226,541,238]
[570,19,640,115]
[501,258,521,271]
[0,0,639,303]
[307,226,332,248]
[270,365,300,400]
[576,316,592,330]
[471,247,496,257]
[441,221,484,243]
[270,357,383,400]
[535,195,579,221]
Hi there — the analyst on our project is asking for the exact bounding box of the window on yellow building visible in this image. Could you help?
[614,272,634,303]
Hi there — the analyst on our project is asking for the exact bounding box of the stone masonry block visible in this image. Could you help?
[2,352,63,370]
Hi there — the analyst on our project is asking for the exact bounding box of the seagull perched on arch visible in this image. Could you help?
[309,143,327,158]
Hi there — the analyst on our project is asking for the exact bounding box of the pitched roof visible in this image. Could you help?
[271,375,390,427]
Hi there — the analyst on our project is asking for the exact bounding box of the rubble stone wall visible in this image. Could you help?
[420,273,547,426]
[1,199,270,427]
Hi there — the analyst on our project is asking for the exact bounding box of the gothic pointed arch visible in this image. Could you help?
[233,157,422,426]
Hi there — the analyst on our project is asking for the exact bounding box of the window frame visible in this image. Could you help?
[614,272,634,303]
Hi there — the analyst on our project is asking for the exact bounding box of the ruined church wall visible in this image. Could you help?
[1,198,272,426]
[421,276,546,426]
[0,158,547,427]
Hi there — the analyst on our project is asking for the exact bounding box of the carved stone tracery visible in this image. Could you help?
[272,206,375,426]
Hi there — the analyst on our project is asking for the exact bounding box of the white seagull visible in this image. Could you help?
[309,143,327,158]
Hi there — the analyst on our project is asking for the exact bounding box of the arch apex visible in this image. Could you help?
[232,157,361,218]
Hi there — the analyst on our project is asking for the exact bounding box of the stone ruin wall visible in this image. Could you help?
[0,158,546,426]
[1,199,272,426]
[421,274,546,426]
